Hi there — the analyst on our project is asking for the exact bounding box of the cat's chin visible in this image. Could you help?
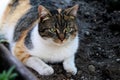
[53,39,68,45]
[53,42,67,46]
[53,42,66,46]
[53,39,74,46]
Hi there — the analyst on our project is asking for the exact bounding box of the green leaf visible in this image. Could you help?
[0,66,18,80]
[9,73,18,79]
[0,71,7,80]
[6,66,15,78]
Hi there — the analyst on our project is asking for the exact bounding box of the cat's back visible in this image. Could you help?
[0,0,31,28]
[0,0,32,43]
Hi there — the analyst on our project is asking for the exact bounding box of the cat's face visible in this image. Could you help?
[38,5,79,45]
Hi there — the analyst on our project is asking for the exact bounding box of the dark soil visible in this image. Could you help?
[29,0,120,80]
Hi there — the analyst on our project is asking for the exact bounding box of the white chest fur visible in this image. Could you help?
[28,24,79,63]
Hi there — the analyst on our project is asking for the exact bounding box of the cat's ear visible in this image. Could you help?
[38,5,51,18]
[64,4,79,17]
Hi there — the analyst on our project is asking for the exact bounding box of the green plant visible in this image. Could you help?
[0,66,18,80]
[0,40,8,43]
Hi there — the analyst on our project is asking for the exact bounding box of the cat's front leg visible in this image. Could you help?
[25,56,54,76]
[63,55,77,75]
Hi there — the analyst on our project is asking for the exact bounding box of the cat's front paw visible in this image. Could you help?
[64,65,77,75]
[63,63,77,75]
[39,66,54,76]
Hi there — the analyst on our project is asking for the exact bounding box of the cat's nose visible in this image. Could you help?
[59,33,65,41]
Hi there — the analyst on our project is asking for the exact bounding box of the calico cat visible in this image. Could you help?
[0,0,79,76]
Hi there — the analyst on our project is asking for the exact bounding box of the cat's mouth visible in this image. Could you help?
[53,38,67,44]
[53,35,76,45]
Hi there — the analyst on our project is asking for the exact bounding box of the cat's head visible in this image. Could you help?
[38,5,79,45]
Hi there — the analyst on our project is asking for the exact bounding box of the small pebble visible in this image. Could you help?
[66,73,72,78]
[84,31,90,36]
[60,1,64,4]
[116,58,120,62]
[85,12,90,16]
[77,70,82,75]
[98,47,102,51]
[88,65,95,72]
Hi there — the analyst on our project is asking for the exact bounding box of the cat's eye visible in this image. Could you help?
[65,27,72,32]
[49,28,56,32]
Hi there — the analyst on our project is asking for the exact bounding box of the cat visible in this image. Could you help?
[0,0,79,76]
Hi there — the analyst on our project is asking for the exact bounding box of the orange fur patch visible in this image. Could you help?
[14,20,39,63]
[14,29,30,63]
